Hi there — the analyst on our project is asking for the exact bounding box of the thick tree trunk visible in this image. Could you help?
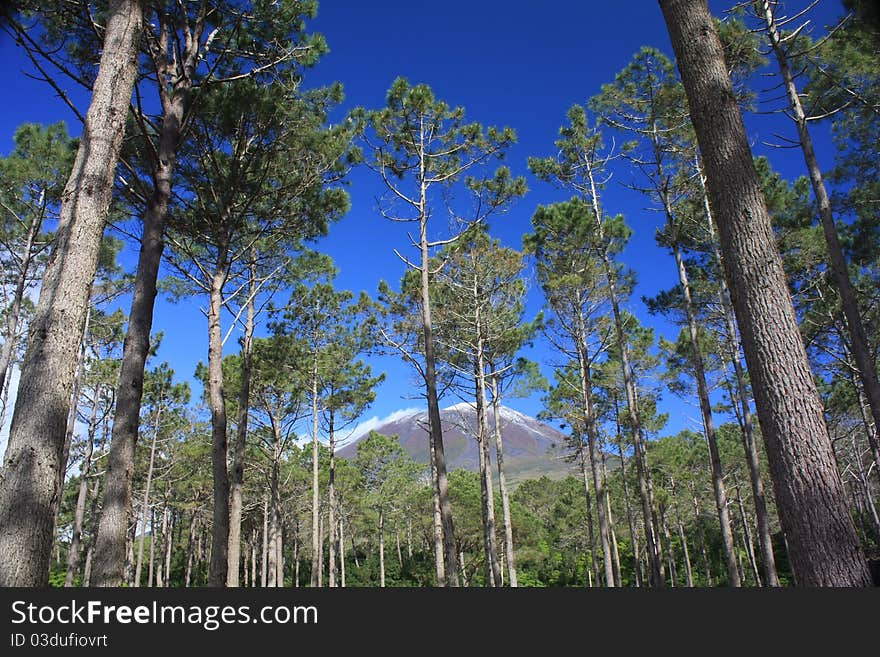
[429,441,446,586]
[672,241,741,586]
[208,265,230,587]
[699,158,780,587]
[660,0,871,586]
[227,260,255,587]
[489,372,518,587]
[0,0,144,586]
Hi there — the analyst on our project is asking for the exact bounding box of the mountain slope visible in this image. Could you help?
[338,404,576,483]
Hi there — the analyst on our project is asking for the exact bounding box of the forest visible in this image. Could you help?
[0,0,877,589]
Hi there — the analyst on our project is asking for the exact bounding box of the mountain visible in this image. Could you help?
[337,404,577,483]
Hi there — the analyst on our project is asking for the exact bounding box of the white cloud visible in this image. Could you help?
[340,407,422,448]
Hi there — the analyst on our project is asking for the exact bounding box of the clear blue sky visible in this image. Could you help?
[0,1,847,445]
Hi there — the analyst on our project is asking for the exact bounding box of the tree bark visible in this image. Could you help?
[227,258,256,587]
[474,349,501,586]
[63,388,99,587]
[207,263,230,587]
[134,399,163,587]
[586,159,664,586]
[489,371,518,587]
[575,317,616,587]
[261,494,268,587]
[659,0,871,586]
[0,0,144,586]
[614,407,642,587]
[579,449,599,587]
[92,6,197,588]
[328,412,337,587]
[339,518,346,588]
[310,346,321,587]
[378,508,385,588]
[759,0,880,466]
[672,241,741,586]
[700,158,780,587]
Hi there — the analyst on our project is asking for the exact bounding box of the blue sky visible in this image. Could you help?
[0,1,848,446]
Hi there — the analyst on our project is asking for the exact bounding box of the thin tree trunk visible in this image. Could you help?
[660,0,871,586]
[155,503,168,587]
[294,530,300,588]
[147,509,156,588]
[317,512,323,588]
[489,371,518,587]
[671,241,741,587]
[64,388,99,587]
[419,177,458,584]
[474,361,501,586]
[759,0,880,461]
[378,508,385,588]
[601,446,622,587]
[691,483,713,586]
[134,400,163,587]
[185,512,197,588]
[339,519,346,588]
[575,319,615,587]
[660,503,677,587]
[674,499,694,588]
[580,449,598,587]
[586,161,664,587]
[0,0,144,587]
[276,518,284,587]
[328,413,337,588]
[0,191,45,419]
[261,494,268,587]
[267,460,280,588]
[227,257,256,587]
[310,346,321,587]
[163,506,173,587]
[614,406,642,587]
[207,262,230,587]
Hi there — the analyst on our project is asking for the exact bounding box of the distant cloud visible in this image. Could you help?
[340,407,422,447]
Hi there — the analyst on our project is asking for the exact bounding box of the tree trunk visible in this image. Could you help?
[0,193,44,406]
[576,320,616,587]
[268,458,280,588]
[474,357,501,587]
[660,0,871,586]
[134,401,163,587]
[207,263,230,587]
[759,0,880,467]
[261,494,268,587]
[184,512,197,588]
[419,189,458,585]
[147,508,156,587]
[614,408,642,587]
[672,241,741,587]
[700,158,780,587]
[660,503,677,587]
[339,519,346,588]
[310,346,321,588]
[378,508,385,588]
[586,161,664,587]
[580,449,598,587]
[328,413,337,587]
[429,441,446,586]
[675,503,694,588]
[601,445,623,587]
[691,484,713,585]
[64,389,99,587]
[163,506,173,587]
[0,0,144,586]
[227,258,256,587]
[489,371,518,587]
